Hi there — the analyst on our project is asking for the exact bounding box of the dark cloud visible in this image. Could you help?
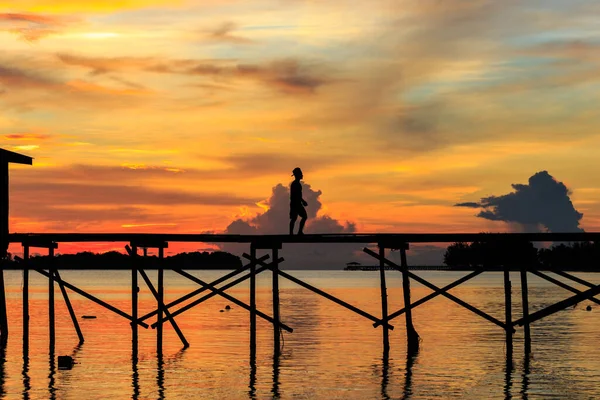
[454,202,481,208]
[56,53,330,95]
[222,183,359,268]
[0,13,70,41]
[0,65,57,89]
[11,182,258,207]
[204,22,253,44]
[455,171,584,232]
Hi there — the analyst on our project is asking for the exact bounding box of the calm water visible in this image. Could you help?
[1,270,600,399]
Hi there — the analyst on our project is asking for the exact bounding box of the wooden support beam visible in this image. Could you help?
[250,246,257,355]
[504,269,513,360]
[159,266,293,333]
[261,261,394,330]
[33,268,149,328]
[514,284,600,326]
[374,269,483,327]
[364,247,508,330]
[130,245,138,363]
[0,258,7,346]
[530,270,600,305]
[550,270,598,289]
[272,247,281,354]
[520,268,531,354]
[157,246,164,354]
[137,267,189,348]
[22,245,29,356]
[55,270,84,344]
[138,255,270,322]
[49,246,55,350]
[378,245,390,354]
[126,242,188,347]
[400,246,419,354]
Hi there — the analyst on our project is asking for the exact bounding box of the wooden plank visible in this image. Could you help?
[7,232,600,245]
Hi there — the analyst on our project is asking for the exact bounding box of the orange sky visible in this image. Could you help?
[2,0,600,258]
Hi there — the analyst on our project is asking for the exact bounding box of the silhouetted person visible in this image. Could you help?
[289,167,308,235]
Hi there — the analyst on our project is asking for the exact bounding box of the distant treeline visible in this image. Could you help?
[444,238,600,270]
[3,250,243,270]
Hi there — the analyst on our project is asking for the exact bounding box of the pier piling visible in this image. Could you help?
[399,244,419,354]
[157,246,164,355]
[22,245,29,356]
[272,247,281,354]
[520,266,531,354]
[49,246,55,350]
[504,268,513,361]
[131,245,138,363]
[378,244,390,354]
[249,245,257,357]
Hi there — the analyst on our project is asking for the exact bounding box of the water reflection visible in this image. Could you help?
[248,349,256,399]
[132,356,140,400]
[381,352,389,400]
[402,350,418,400]
[271,353,280,398]
[157,353,165,400]
[0,346,6,397]
[521,354,531,400]
[22,353,30,400]
[48,348,56,400]
[504,356,514,400]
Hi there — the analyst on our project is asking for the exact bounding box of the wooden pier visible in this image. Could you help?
[1,231,600,366]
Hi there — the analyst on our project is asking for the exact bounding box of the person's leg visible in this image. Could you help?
[289,217,297,235]
[298,207,307,235]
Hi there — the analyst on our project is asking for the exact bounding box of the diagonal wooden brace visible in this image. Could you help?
[530,270,600,306]
[34,268,149,328]
[138,254,270,323]
[244,253,394,330]
[151,261,293,332]
[373,269,484,327]
[513,283,600,326]
[364,247,508,330]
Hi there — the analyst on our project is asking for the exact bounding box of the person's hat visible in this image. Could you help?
[292,167,302,176]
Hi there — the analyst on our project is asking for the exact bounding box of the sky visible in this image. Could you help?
[2,0,600,263]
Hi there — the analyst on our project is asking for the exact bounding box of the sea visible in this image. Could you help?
[0,269,599,399]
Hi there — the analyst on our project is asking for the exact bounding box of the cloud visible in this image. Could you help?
[57,53,331,95]
[455,171,584,232]
[11,182,258,207]
[222,183,359,268]
[3,133,51,140]
[0,13,73,41]
[203,21,253,44]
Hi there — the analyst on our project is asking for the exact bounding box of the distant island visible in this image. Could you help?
[3,250,243,270]
[443,238,600,271]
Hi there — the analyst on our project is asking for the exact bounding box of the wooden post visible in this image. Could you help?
[55,270,84,344]
[504,268,513,361]
[23,245,29,356]
[400,245,419,354]
[131,245,138,363]
[49,247,55,350]
[378,244,389,354]
[250,245,256,356]
[520,266,531,354]
[272,247,280,354]
[157,247,164,356]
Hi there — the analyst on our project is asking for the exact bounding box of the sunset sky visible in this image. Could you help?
[2,0,600,259]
